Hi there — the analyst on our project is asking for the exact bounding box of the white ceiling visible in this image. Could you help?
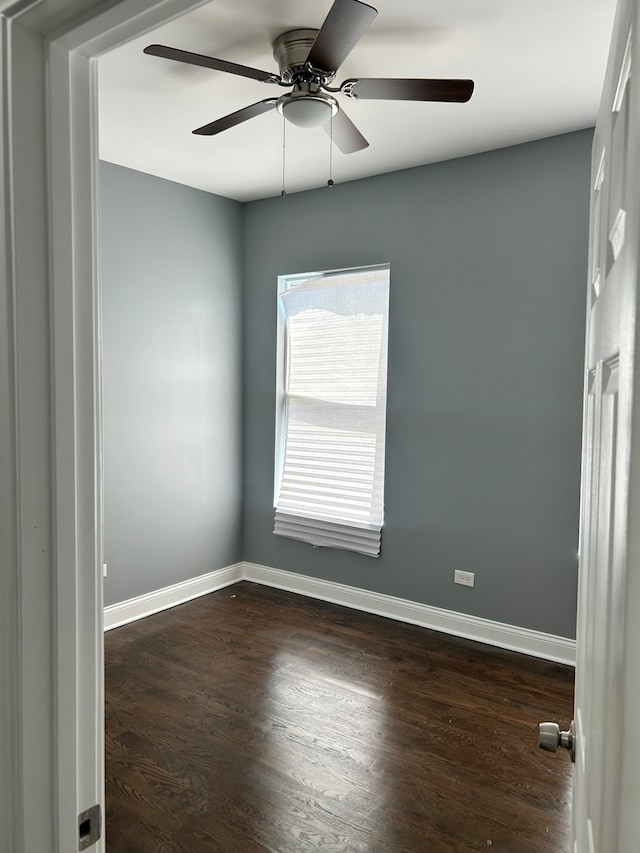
[98,0,617,202]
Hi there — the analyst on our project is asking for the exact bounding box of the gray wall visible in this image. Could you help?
[243,130,593,639]
[100,162,243,606]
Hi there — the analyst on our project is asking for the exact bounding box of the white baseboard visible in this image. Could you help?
[103,560,575,665]
[103,563,243,631]
[242,562,576,666]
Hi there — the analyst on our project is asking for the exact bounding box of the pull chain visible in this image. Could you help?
[281,113,287,198]
[327,112,334,188]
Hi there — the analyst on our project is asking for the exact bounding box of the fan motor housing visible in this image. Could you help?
[273,28,323,82]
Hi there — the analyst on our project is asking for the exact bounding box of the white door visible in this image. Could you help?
[569,0,640,849]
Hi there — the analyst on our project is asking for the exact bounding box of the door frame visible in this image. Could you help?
[0,0,212,850]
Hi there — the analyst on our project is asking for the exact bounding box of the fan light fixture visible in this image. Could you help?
[277,92,338,128]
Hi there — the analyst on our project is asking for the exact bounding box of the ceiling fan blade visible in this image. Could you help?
[192,99,278,136]
[323,107,369,154]
[306,0,378,74]
[341,77,475,102]
[144,44,281,84]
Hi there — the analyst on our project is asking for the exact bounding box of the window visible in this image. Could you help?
[274,264,390,557]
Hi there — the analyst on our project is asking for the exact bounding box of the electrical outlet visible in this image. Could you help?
[454,569,474,588]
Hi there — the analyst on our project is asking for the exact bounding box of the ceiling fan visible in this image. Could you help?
[144,0,474,154]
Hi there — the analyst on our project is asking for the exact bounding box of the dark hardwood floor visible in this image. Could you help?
[105,581,574,853]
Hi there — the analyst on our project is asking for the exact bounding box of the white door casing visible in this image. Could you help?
[0,0,212,851]
[573,0,640,850]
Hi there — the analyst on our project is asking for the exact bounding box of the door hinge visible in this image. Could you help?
[78,804,101,850]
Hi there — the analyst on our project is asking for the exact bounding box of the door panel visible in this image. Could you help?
[572,1,640,848]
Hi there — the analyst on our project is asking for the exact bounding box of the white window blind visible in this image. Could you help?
[274,265,389,557]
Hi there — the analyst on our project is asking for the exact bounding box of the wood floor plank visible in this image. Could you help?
[106,581,574,852]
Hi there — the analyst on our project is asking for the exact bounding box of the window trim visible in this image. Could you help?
[273,262,390,555]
